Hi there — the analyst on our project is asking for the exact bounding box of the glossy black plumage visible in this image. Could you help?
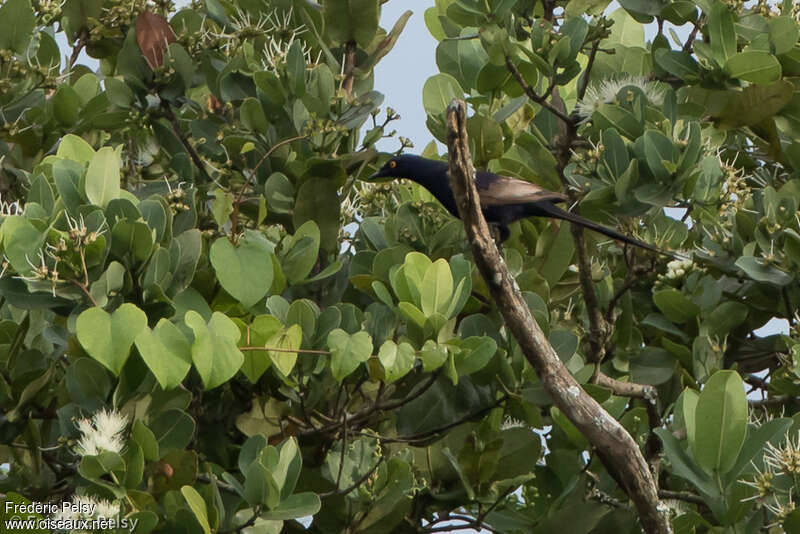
[370,154,661,253]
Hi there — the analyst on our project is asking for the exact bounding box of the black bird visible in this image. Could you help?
[370,154,663,253]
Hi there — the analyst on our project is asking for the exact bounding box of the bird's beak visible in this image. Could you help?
[366,167,391,183]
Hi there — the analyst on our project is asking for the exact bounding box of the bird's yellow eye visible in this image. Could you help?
[389,160,397,169]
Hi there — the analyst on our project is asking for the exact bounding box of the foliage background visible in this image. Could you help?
[0,0,799,532]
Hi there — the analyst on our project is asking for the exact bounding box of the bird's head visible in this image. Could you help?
[368,154,431,182]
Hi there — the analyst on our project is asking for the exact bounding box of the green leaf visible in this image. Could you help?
[705,301,748,336]
[323,0,379,47]
[185,311,244,389]
[275,437,302,498]
[134,318,192,390]
[268,324,302,377]
[0,215,45,275]
[653,289,700,324]
[768,16,799,56]
[149,409,195,458]
[261,492,321,520]
[709,3,737,65]
[209,233,274,308]
[57,134,95,165]
[692,370,748,474]
[593,104,644,140]
[655,428,719,497]
[734,256,793,286]
[52,85,81,126]
[725,51,782,84]
[654,49,701,81]
[212,189,234,227]
[239,315,280,382]
[293,178,340,252]
[423,73,465,116]
[436,29,488,90]
[377,340,415,383]
[601,128,630,179]
[420,258,454,317]
[453,336,497,376]
[723,417,793,487]
[327,328,372,381]
[466,114,504,166]
[132,419,159,461]
[180,486,212,534]
[110,219,154,265]
[76,304,148,375]
[716,80,794,128]
[85,147,121,208]
[0,0,35,52]
[282,221,321,285]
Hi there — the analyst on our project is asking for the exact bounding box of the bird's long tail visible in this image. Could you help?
[535,202,678,258]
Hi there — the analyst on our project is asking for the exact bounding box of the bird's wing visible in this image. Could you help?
[476,173,568,206]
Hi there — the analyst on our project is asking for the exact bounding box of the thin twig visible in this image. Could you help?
[320,456,384,498]
[504,57,572,125]
[162,103,213,183]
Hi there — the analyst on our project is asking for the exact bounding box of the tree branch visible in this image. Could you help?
[162,103,213,183]
[504,57,572,125]
[445,99,671,534]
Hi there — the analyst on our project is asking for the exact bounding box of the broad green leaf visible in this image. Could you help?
[653,289,700,324]
[705,301,748,336]
[377,340,415,383]
[293,178,340,252]
[716,80,794,128]
[209,233,274,308]
[708,3,736,65]
[282,221,321,285]
[453,336,497,376]
[85,147,121,208]
[261,493,321,520]
[768,16,799,56]
[134,319,192,389]
[52,85,81,126]
[185,311,244,389]
[593,104,644,140]
[0,215,45,275]
[180,486,211,534]
[723,417,793,487]
[692,370,748,474]
[655,428,719,498]
[466,114,504,166]
[240,314,281,382]
[0,0,35,52]
[110,219,154,265]
[725,51,782,84]
[734,256,793,286]
[323,0,379,47]
[601,128,630,179]
[267,324,302,377]
[327,328,372,381]
[76,304,148,375]
[420,339,448,371]
[132,420,159,461]
[212,189,234,227]
[654,49,701,81]
[423,73,465,116]
[275,437,302,498]
[150,409,195,458]
[421,258,453,317]
[264,172,294,214]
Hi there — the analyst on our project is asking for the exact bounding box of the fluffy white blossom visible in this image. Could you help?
[74,408,129,456]
[576,75,665,121]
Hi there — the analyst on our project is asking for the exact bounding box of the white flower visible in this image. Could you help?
[74,408,129,456]
[576,75,665,121]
